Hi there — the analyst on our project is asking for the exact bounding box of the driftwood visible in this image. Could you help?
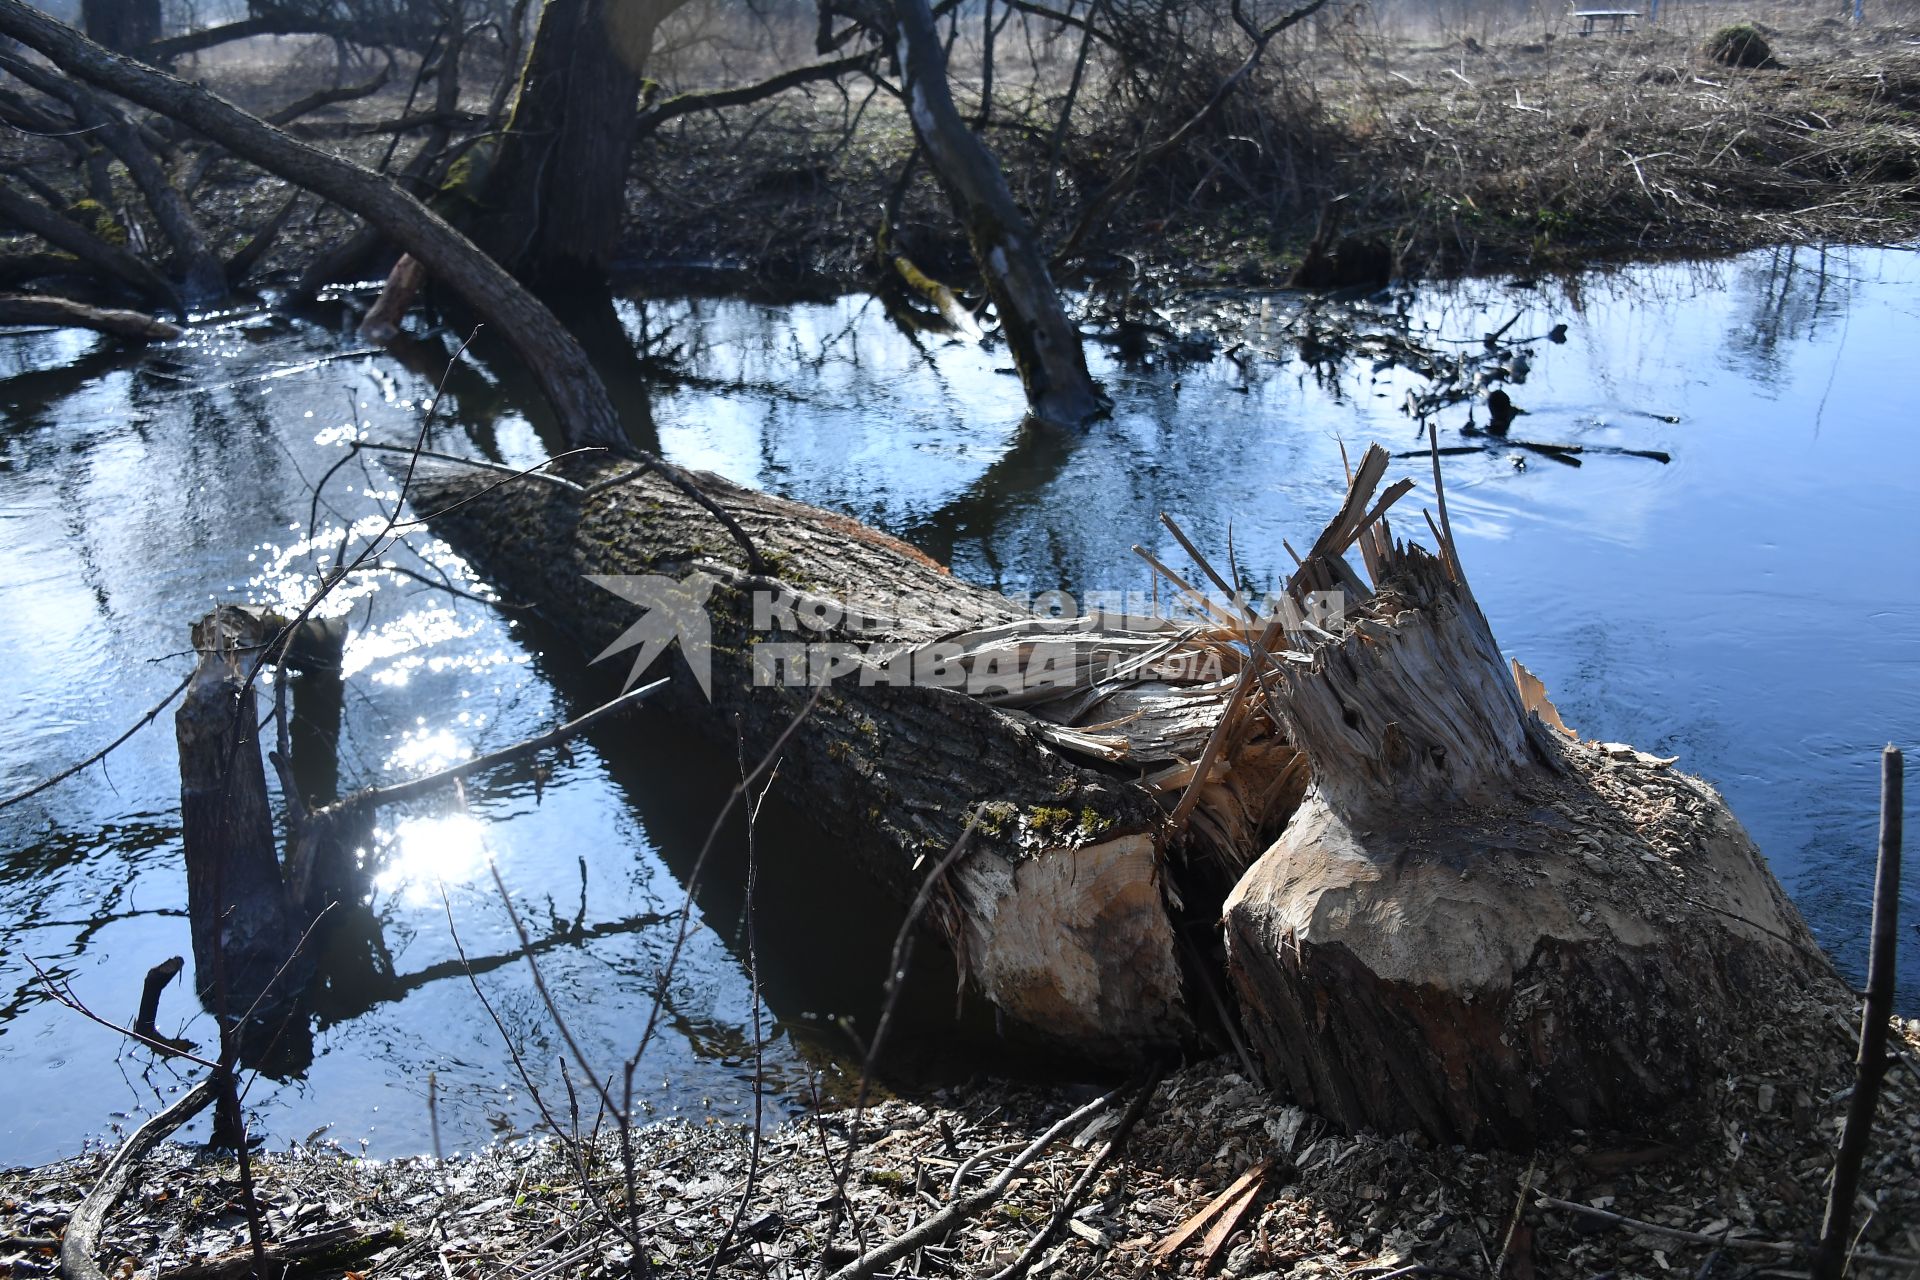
[0,291,181,338]
[60,1078,216,1280]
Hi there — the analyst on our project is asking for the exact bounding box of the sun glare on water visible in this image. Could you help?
[370,812,492,906]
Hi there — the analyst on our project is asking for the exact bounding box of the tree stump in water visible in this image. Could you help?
[1222,464,1836,1144]
[175,607,306,1021]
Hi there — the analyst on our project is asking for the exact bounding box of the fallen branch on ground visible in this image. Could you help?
[60,1078,217,1280]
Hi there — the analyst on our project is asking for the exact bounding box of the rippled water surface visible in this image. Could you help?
[2,244,1915,1165]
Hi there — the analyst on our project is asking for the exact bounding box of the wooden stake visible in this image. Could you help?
[1813,744,1904,1280]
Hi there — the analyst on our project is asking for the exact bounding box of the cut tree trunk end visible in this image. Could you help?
[1221,445,1842,1145]
[176,607,310,1025]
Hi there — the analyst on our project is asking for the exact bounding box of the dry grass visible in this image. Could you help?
[629,2,1920,283]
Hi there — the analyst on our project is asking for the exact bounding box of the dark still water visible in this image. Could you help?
[1,244,1915,1166]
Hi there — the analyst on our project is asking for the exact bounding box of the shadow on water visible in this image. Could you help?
[0,243,1915,1164]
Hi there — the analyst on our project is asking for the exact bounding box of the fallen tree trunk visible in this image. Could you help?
[0,291,181,338]
[407,440,1847,1145]
[398,456,1302,1054]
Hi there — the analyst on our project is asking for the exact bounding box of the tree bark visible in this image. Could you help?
[175,608,308,1022]
[467,0,666,286]
[1220,446,1843,1144]
[0,291,182,338]
[890,0,1109,427]
[80,0,159,53]
[400,455,1251,1055]
[0,0,631,453]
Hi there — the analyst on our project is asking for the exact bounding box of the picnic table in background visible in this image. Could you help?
[1573,7,1640,33]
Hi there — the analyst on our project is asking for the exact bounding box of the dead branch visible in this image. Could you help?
[822,1087,1124,1280]
[0,49,222,298]
[222,188,303,287]
[1052,0,1333,268]
[60,1078,218,1280]
[978,1069,1164,1280]
[0,290,181,338]
[0,176,180,308]
[342,677,668,811]
[633,51,876,141]
[153,1223,404,1280]
[264,56,394,126]
[139,15,341,64]
[0,0,629,452]
[0,668,191,810]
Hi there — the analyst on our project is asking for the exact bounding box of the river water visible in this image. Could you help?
[1,244,1915,1166]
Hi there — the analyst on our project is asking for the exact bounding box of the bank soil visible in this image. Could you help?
[4,10,1914,297]
[6,1017,1919,1280]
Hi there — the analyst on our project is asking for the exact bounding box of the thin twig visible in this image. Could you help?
[0,670,191,811]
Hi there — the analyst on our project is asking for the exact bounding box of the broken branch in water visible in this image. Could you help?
[345,678,668,810]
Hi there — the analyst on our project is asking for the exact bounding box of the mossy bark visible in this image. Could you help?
[405,456,1193,1055]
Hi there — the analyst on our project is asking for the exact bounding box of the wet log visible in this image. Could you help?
[0,291,181,338]
[176,607,308,1021]
[1221,447,1842,1144]
[402,456,1251,1055]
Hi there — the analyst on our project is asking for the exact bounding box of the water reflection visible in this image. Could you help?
[0,244,1915,1166]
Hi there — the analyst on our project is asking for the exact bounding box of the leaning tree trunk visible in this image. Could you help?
[1220,447,1843,1145]
[891,0,1109,428]
[0,0,631,454]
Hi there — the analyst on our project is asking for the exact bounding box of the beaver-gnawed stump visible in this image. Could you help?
[1223,525,1836,1146]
